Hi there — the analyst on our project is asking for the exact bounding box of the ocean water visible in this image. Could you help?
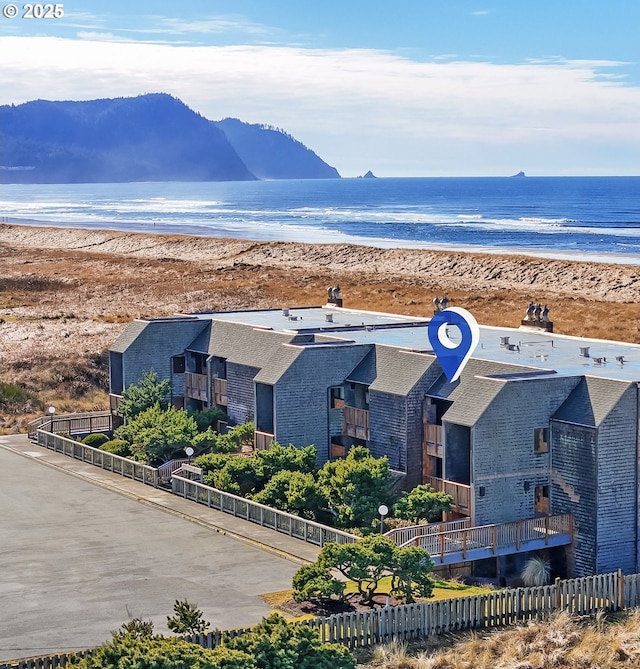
[1,176,639,263]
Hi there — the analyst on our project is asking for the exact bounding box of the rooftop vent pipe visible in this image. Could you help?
[500,336,510,347]
[282,308,290,317]
[325,313,334,323]
[579,346,590,358]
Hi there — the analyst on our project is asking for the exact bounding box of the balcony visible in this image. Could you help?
[423,423,443,458]
[109,393,122,413]
[344,405,370,441]
[213,377,228,406]
[424,476,471,515]
[395,514,573,566]
[254,430,274,451]
[184,372,207,402]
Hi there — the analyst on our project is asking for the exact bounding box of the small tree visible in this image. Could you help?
[390,545,435,603]
[292,563,345,603]
[317,446,392,529]
[393,484,453,524]
[252,470,327,520]
[318,535,398,606]
[166,599,209,636]
[254,442,318,479]
[118,369,171,421]
[224,613,355,669]
[215,421,256,454]
[187,406,227,431]
[115,404,198,465]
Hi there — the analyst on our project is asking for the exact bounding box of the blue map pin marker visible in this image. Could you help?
[428,307,480,382]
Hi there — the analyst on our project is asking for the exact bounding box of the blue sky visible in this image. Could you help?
[1,1,638,176]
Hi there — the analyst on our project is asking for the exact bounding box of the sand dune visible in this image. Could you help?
[3,224,639,302]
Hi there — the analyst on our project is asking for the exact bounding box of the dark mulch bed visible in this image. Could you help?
[278,593,406,618]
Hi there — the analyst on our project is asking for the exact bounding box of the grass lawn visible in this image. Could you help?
[261,577,494,618]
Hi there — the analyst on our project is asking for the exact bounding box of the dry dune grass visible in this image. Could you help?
[360,610,640,668]
[1,224,639,432]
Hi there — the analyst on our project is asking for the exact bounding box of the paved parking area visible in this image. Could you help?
[0,436,312,661]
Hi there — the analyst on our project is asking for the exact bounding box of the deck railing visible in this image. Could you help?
[384,517,471,545]
[184,371,207,402]
[213,377,228,406]
[171,475,358,547]
[35,430,159,487]
[422,423,443,458]
[27,411,113,439]
[423,476,471,514]
[344,405,370,440]
[398,513,573,565]
[254,430,275,450]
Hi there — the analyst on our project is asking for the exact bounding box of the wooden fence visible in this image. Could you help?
[4,571,640,666]
[171,474,358,547]
[307,569,636,648]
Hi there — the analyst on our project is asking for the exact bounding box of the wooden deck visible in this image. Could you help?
[396,514,573,566]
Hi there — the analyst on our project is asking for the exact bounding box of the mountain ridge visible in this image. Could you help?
[0,93,340,183]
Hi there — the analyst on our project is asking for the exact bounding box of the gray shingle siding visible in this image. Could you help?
[471,376,580,526]
[226,363,260,425]
[595,383,638,574]
[551,421,598,576]
[274,345,371,463]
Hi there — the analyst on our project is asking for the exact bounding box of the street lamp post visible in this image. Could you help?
[48,405,56,429]
[378,504,389,534]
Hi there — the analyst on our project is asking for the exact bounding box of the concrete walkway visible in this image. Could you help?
[0,434,321,662]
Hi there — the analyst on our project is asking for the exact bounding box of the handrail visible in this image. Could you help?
[36,430,159,487]
[398,514,573,561]
[27,411,113,439]
[384,517,471,544]
[172,475,359,547]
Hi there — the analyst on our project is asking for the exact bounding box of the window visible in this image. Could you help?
[330,385,345,409]
[172,355,185,374]
[534,427,549,453]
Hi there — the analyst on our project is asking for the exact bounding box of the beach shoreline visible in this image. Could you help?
[4,215,640,267]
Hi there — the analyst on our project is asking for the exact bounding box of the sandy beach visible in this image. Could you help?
[1,223,639,431]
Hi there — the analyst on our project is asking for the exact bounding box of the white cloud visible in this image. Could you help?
[1,36,638,176]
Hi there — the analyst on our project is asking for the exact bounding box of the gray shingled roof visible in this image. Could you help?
[187,320,296,368]
[552,376,632,427]
[110,320,149,353]
[254,344,304,384]
[441,377,506,426]
[426,358,537,400]
[345,346,437,396]
[346,349,377,386]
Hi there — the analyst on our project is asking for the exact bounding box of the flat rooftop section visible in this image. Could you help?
[190,306,640,382]
[193,305,429,332]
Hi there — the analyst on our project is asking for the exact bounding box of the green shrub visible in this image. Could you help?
[82,433,110,448]
[187,406,228,432]
[99,439,131,457]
